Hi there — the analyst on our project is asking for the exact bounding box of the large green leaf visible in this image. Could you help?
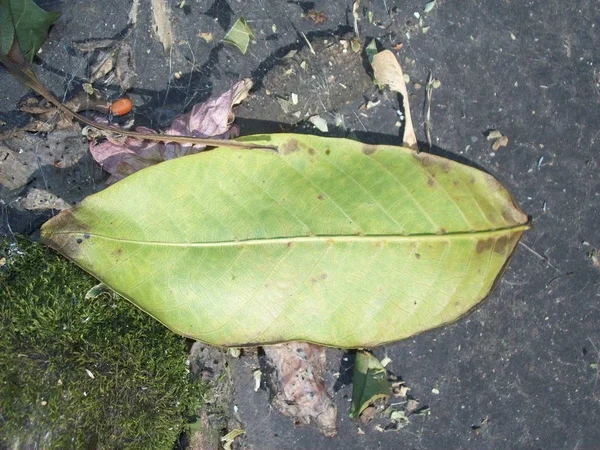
[0,0,60,61]
[41,134,529,348]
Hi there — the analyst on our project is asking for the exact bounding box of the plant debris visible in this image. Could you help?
[151,0,174,52]
[371,50,417,149]
[486,129,509,150]
[263,343,337,437]
[306,9,326,24]
[223,18,254,55]
[221,429,244,450]
[350,351,390,418]
[89,79,252,183]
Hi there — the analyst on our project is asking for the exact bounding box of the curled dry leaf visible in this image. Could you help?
[89,79,252,183]
[151,0,173,52]
[263,343,337,437]
[371,50,417,149]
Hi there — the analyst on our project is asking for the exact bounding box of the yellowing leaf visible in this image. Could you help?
[41,134,529,348]
[223,17,254,54]
[349,351,390,418]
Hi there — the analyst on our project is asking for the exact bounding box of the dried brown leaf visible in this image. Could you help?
[371,50,417,149]
[151,0,174,53]
[116,43,136,91]
[263,343,337,437]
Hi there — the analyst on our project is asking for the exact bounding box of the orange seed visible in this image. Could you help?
[110,97,133,116]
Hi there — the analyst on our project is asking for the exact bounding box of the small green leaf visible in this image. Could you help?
[223,17,254,54]
[349,351,390,418]
[0,0,60,61]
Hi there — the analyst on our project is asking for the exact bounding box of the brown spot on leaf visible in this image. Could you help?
[325,149,331,155]
[439,227,447,235]
[111,247,124,259]
[415,253,421,259]
[476,238,494,254]
[427,177,436,187]
[441,161,451,173]
[308,148,315,155]
[362,145,376,156]
[317,194,324,200]
[494,236,509,254]
[281,139,299,155]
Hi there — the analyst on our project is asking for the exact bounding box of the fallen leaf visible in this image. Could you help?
[42,133,530,348]
[89,79,251,183]
[350,351,390,418]
[151,0,174,53]
[221,429,244,450]
[20,188,70,211]
[371,50,417,149]
[263,343,337,436]
[0,0,60,61]
[308,115,328,132]
[223,18,254,54]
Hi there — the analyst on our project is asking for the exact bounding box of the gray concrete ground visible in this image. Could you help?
[1,0,599,449]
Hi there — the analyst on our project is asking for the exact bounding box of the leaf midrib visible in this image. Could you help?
[48,224,530,247]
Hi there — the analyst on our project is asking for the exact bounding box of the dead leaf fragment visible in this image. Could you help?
[221,429,244,450]
[151,0,174,53]
[371,50,417,149]
[223,18,254,54]
[89,50,116,84]
[492,135,509,150]
[306,9,326,24]
[308,115,329,132]
[20,188,70,211]
[486,129,503,141]
[198,32,213,43]
[115,43,136,91]
[486,130,509,150]
[263,343,337,437]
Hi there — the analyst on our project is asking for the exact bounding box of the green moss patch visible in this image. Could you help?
[0,237,206,449]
